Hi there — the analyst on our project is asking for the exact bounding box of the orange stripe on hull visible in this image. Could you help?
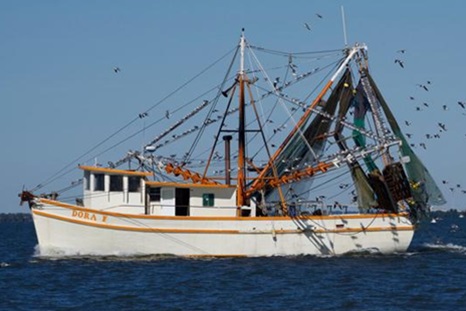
[38,199,410,222]
[32,209,413,235]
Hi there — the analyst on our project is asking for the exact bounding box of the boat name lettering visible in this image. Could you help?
[72,210,107,222]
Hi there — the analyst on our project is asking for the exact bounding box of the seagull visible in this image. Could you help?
[416,106,421,111]
[304,22,311,31]
[405,120,411,126]
[113,67,121,73]
[165,110,170,119]
[438,123,447,131]
[417,84,429,91]
[458,101,466,109]
[394,59,404,68]
[420,143,427,150]
[406,133,413,138]
[442,180,448,184]
[443,105,448,111]
[409,96,415,100]
[423,102,429,107]
[316,13,323,18]
[397,49,406,54]
[426,134,431,139]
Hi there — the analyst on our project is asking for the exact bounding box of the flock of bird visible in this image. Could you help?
[396,50,466,197]
[111,21,466,204]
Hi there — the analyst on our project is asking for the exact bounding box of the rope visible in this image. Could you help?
[31,46,238,192]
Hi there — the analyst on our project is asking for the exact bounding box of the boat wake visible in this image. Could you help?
[32,245,179,262]
[418,242,466,254]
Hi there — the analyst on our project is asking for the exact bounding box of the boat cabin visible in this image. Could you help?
[145,182,242,217]
[81,165,151,214]
[80,166,252,217]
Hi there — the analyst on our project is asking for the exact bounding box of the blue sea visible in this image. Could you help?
[1,213,466,311]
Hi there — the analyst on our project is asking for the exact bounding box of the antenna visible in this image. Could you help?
[341,6,348,47]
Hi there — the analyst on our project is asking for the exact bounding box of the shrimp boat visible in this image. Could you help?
[20,31,445,257]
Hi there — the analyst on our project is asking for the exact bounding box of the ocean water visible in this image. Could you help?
[1,214,466,311]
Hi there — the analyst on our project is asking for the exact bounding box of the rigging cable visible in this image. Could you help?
[31,46,238,192]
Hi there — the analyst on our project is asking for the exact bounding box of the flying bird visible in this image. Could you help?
[397,49,406,54]
[165,110,170,119]
[442,105,448,111]
[409,96,415,100]
[304,22,311,31]
[405,120,411,126]
[113,67,121,73]
[423,102,429,107]
[458,101,465,109]
[406,133,413,138]
[417,84,429,91]
[438,123,447,131]
[394,59,404,68]
[316,13,323,18]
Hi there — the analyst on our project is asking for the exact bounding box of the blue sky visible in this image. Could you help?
[2,0,466,213]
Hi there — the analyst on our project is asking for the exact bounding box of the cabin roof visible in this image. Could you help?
[79,165,153,177]
[145,181,236,189]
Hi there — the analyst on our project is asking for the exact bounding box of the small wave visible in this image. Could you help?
[421,242,466,254]
[0,262,10,268]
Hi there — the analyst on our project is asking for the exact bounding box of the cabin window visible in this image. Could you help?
[84,171,90,190]
[94,174,105,191]
[128,176,141,192]
[203,193,215,207]
[110,175,123,192]
[149,187,161,202]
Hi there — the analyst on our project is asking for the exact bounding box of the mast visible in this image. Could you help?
[247,44,366,196]
[236,29,247,213]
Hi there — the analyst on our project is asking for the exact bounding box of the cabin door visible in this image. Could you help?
[175,188,190,216]
[160,188,175,216]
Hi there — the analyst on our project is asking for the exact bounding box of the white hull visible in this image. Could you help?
[31,199,414,257]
